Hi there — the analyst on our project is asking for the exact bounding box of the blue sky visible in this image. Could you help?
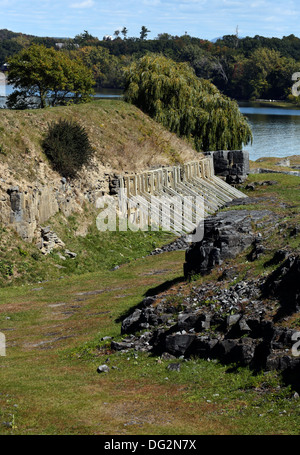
[0,0,299,40]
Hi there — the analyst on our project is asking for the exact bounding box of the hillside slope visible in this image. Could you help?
[0,99,199,179]
[0,100,200,286]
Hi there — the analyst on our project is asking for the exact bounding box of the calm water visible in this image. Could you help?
[239,102,300,161]
[0,84,123,108]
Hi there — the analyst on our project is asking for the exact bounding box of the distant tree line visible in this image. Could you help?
[2,33,254,153]
[1,28,300,101]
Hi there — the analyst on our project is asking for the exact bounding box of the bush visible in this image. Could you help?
[42,119,94,178]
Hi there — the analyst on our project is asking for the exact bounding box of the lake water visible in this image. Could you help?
[0,84,123,108]
[239,102,300,161]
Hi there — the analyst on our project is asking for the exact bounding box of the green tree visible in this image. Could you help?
[124,54,252,152]
[74,45,127,88]
[244,48,281,99]
[7,44,95,109]
[140,26,151,40]
[121,27,128,39]
[74,30,99,46]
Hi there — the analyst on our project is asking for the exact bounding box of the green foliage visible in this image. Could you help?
[17,247,28,257]
[3,29,300,102]
[3,29,300,101]
[0,261,13,277]
[31,252,40,261]
[74,30,99,47]
[0,144,7,156]
[7,44,95,109]
[74,46,126,89]
[140,26,151,40]
[42,119,94,178]
[124,54,252,152]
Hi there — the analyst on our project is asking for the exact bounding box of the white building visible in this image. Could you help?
[0,72,6,97]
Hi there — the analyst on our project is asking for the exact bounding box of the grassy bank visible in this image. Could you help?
[249,155,300,173]
[0,99,201,288]
[0,99,199,179]
[0,207,176,287]
[0,172,300,435]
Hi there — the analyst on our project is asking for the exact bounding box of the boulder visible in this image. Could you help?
[121,309,142,334]
[97,364,109,374]
[165,333,196,356]
[184,209,273,278]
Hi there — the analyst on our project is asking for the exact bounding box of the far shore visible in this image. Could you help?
[240,99,300,109]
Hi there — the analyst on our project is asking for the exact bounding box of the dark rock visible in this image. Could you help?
[165,333,196,356]
[226,316,251,338]
[205,150,250,183]
[191,336,219,359]
[263,255,300,319]
[246,182,256,191]
[65,249,77,258]
[109,174,121,195]
[233,338,256,365]
[264,249,289,267]
[290,226,300,237]
[111,341,134,351]
[121,309,142,334]
[150,236,190,255]
[210,314,226,332]
[218,267,238,281]
[247,240,266,261]
[226,314,242,328]
[161,352,176,360]
[177,311,203,332]
[167,363,181,372]
[184,209,274,278]
[141,296,157,307]
[212,339,238,362]
[245,317,262,338]
[115,250,300,390]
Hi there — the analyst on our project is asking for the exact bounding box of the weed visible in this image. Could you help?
[0,144,7,156]
[17,247,28,257]
[0,261,13,277]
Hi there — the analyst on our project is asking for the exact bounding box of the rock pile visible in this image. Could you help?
[183,208,276,279]
[150,236,190,255]
[111,202,300,389]
[39,226,77,258]
[40,226,65,255]
[112,262,300,389]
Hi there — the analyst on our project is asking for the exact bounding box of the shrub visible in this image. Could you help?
[42,119,94,178]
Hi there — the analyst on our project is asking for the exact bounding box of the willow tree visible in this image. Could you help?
[124,54,252,152]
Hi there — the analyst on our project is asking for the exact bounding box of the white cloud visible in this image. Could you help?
[70,0,95,8]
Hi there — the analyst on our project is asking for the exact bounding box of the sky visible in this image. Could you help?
[0,0,299,41]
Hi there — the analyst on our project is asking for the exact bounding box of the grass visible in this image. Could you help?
[0,208,177,287]
[0,163,300,434]
[0,100,199,180]
[0,250,300,435]
[250,154,300,172]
